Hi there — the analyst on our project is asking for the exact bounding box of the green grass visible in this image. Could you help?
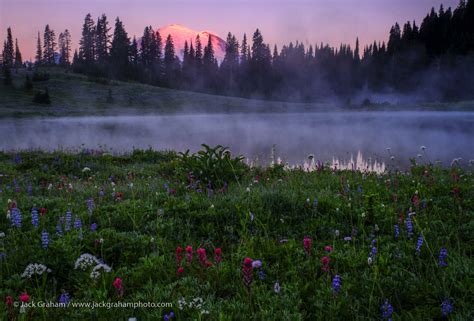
[1,67,474,118]
[0,148,472,320]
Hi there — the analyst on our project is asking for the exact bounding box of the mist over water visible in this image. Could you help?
[2,111,473,168]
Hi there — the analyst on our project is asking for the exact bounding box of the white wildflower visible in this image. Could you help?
[90,263,111,279]
[82,167,91,173]
[21,263,51,278]
[0,232,5,238]
[74,253,100,270]
[274,281,281,294]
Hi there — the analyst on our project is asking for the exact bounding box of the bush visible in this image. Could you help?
[33,88,51,104]
[32,70,50,82]
[24,74,33,90]
[176,144,247,189]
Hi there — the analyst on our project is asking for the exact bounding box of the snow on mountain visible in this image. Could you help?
[157,24,226,63]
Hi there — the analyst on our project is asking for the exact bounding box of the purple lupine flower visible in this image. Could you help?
[56,219,63,236]
[31,207,39,229]
[394,224,399,239]
[381,299,393,321]
[416,235,423,255]
[11,207,22,228]
[86,198,94,213]
[332,274,341,294]
[41,230,49,248]
[313,197,318,208]
[441,298,453,316]
[406,217,413,239]
[65,210,72,231]
[439,248,448,267]
[258,270,266,280]
[58,292,70,304]
[99,189,105,198]
[27,184,33,196]
[90,223,98,232]
[74,217,82,229]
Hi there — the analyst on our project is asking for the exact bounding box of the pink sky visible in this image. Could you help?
[1,0,459,61]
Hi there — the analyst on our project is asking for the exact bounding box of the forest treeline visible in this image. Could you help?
[2,0,474,102]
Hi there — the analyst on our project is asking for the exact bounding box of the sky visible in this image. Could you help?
[0,0,460,61]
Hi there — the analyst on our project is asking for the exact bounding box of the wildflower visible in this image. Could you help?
[343,236,352,241]
[258,270,266,280]
[439,248,448,267]
[406,217,413,239]
[176,246,183,265]
[368,257,373,265]
[31,207,39,229]
[74,217,82,229]
[177,266,184,277]
[197,248,208,267]
[381,299,393,320]
[41,230,49,249]
[416,235,423,255]
[441,298,453,316]
[335,229,340,237]
[86,198,94,213]
[252,260,262,269]
[90,263,112,279]
[65,209,72,231]
[313,197,318,208]
[74,253,100,270]
[394,224,399,239]
[90,223,98,232]
[303,237,312,256]
[11,207,21,228]
[6,296,14,306]
[19,292,30,303]
[321,256,330,272]
[214,248,222,264]
[56,218,63,236]
[39,207,47,216]
[58,292,70,304]
[185,246,193,264]
[332,274,341,294]
[274,281,281,294]
[324,245,333,253]
[21,263,51,278]
[113,277,124,297]
[242,257,253,290]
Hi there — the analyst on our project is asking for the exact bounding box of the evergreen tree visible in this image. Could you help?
[58,29,71,66]
[43,25,57,65]
[221,32,239,90]
[96,14,111,63]
[35,32,42,65]
[203,35,218,91]
[14,39,22,68]
[79,13,96,64]
[2,27,14,68]
[109,17,130,76]
[164,34,180,87]
[195,34,203,68]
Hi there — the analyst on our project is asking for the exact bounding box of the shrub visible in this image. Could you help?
[24,74,33,90]
[33,88,51,104]
[176,144,247,188]
[32,70,50,82]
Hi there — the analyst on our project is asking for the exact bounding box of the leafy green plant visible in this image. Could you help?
[176,144,247,189]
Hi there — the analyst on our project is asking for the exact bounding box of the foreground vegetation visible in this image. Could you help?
[0,147,473,320]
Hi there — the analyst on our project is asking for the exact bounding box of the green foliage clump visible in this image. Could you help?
[176,144,247,188]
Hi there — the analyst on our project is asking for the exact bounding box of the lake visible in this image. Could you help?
[2,111,473,168]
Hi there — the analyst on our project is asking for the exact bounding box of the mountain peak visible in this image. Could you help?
[157,24,226,62]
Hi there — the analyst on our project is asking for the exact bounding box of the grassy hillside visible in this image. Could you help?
[1,67,474,118]
[0,68,337,118]
[0,148,472,320]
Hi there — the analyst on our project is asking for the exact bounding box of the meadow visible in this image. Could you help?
[0,146,472,320]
